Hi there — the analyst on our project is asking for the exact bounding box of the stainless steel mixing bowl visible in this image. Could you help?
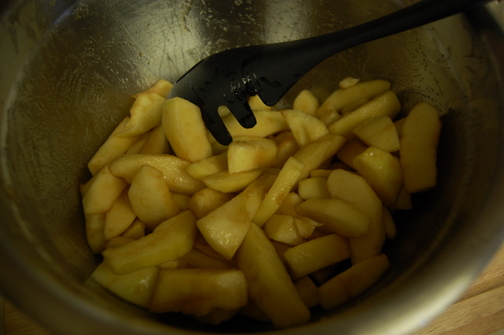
[1,0,503,334]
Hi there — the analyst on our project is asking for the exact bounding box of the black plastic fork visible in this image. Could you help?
[168,0,490,145]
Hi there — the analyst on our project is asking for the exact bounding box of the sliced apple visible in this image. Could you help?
[131,79,173,99]
[327,168,385,263]
[281,109,329,147]
[295,276,319,308]
[186,152,228,181]
[118,93,166,138]
[91,261,159,308]
[103,210,198,273]
[297,177,330,199]
[227,136,277,174]
[400,102,442,193]
[149,268,248,316]
[296,198,369,237]
[104,189,137,240]
[197,174,275,260]
[253,156,304,227]
[221,110,289,139]
[87,117,139,175]
[353,147,403,209]
[128,165,180,230]
[284,234,350,279]
[316,79,391,124]
[236,223,311,328]
[189,187,235,219]
[85,213,106,254]
[328,90,401,139]
[109,153,205,194]
[202,169,264,193]
[293,89,319,116]
[353,115,400,152]
[263,215,306,246]
[139,124,171,154]
[293,133,347,181]
[82,165,127,215]
[162,97,213,162]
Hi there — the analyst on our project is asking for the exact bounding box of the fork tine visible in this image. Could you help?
[226,98,257,130]
[200,104,233,146]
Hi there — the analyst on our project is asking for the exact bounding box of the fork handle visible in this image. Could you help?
[251,0,491,105]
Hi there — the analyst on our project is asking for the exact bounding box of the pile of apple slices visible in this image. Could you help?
[80,77,441,328]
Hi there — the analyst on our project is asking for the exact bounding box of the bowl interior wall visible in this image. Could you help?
[1,0,502,333]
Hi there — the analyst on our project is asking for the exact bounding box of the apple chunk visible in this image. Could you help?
[316,79,391,124]
[118,93,166,137]
[293,133,347,181]
[82,165,127,215]
[197,174,275,260]
[128,165,180,230]
[253,156,304,227]
[236,224,310,328]
[149,268,248,317]
[296,198,369,237]
[162,97,213,162]
[104,189,137,240]
[227,136,277,174]
[87,117,139,175]
[91,262,159,308]
[328,90,401,139]
[103,210,198,273]
[284,234,350,279]
[327,169,385,263]
[352,115,400,152]
[400,102,442,193]
[281,109,328,147]
[109,153,205,194]
[353,147,403,209]
[293,90,319,116]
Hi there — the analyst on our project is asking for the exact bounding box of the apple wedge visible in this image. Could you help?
[87,117,139,175]
[293,90,319,116]
[353,115,400,152]
[189,187,235,219]
[109,153,205,194]
[298,177,330,199]
[316,79,391,124]
[263,215,306,246]
[227,136,278,174]
[128,165,180,230]
[202,169,264,193]
[104,189,137,240]
[103,210,198,273]
[162,97,213,162]
[281,109,329,147]
[353,147,403,209]
[82,165,128,215]
[328,90,401,139]
[149,268,248,317]
[296,198,369,237]
[284,234,350,279]
[131,79,173,98]
[139,124,171,155]
[186,152,228,180]
[236,223,311,328]
[253,156,304,227]
[400,102,442,193]
[197,174,275,260]
[118,93,166,138]
[91,262,159,308]
[220,110,289,139]
[327,169,385,263]
[293,133,347,181]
